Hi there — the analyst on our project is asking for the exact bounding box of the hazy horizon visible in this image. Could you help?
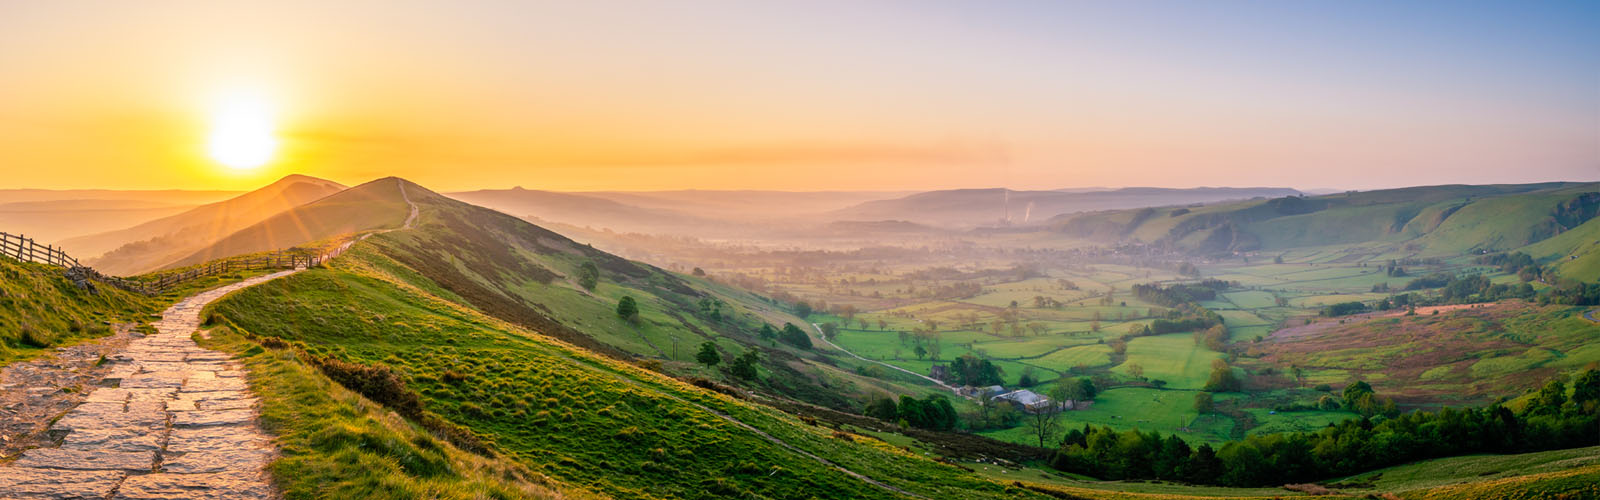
[2,1,1595,192]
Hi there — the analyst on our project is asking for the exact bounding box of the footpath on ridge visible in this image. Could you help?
[0,270,299,499]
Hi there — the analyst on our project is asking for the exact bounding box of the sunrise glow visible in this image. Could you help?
[206,89,278,170]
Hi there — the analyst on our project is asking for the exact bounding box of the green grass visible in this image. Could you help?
[207,243,1044,500]
[0,257,156,364]
[1115,334,1223,390]
[1349,446,1600,493]
[198,326,585,500]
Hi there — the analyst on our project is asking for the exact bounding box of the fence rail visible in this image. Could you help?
[0,231,346,295]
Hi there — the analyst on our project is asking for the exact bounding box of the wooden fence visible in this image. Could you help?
[0,231,341,295]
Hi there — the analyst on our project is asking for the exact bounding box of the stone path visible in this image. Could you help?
[0,270,299,500]
[1,325,137,460]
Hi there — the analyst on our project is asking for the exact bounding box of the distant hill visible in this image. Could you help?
[69,174,345,275]
[162,177,409,270]
[0,199,197,244]
[0,188,238,205]
[1050,182,1600,261]
[830,187,1301,228]
[578,189,913,221]
[446,187,710,234]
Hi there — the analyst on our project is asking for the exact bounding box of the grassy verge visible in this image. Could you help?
[0,258,155,364]
[197,324,590,500]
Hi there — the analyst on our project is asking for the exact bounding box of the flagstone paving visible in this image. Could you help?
[0,270,298,500]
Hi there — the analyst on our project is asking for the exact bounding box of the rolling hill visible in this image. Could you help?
[198,177,1042,499]
[833,187,1302,228]
[66,174,346,275]
[1050,182,1600,261]
[163,177,410,269]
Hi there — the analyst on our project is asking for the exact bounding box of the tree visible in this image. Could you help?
[878,318,889,331]
[1531,379,1568,416]
[778,323,812,350]
[1059,377,1097,402]
[730,350,761,380]
[1127,363,1145,380]
[1028,322,1048,336]
[691,267,706,277]
[616,296,640,323]
[577,261,600,291]
[1203,361,1241,392]
[866,396,898,421]
[1194,392,1214,414]
[1024,403,1063,448]
[695,342,721,367]
[1342,381,1374,409]
[913,345,927,360]
[1019,367,1039,388]
[1573,369,1600,409]
[819,322,839,340]
[793,301,813,318]
[758,323,777,343]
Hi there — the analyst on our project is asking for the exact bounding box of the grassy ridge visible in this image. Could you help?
[206,244,1042,499]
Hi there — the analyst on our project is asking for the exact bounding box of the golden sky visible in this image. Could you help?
[1,1,1595,192]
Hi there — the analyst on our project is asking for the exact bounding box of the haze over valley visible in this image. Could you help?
[1,2,1597,499]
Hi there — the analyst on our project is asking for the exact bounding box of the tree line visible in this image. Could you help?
[1050,370,1600,486]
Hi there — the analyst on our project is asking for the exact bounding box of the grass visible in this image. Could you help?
[1339,446,1600,493]
[206,242,1047,500]
[0,257,155,364]
[198,326,585,500]
[1115,334,1223,390]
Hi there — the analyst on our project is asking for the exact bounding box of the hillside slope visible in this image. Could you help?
[835,187,1301,228]
[1051,182,1598,259]
[69,174,346,275]
[163,177,410,270]
[361,180,947,411]
[204,215,1041,499]
[0,257,155,363]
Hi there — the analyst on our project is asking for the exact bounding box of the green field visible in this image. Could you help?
[1113,334,1223,390]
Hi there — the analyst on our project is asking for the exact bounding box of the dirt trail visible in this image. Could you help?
[0,270,299,499]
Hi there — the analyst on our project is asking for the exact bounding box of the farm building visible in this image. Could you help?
[993,389,1051,411]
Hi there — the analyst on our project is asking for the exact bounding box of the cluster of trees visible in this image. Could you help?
[1320,301,1368,317]
[1404,271,1541,303]
[695,341,762,380]
[1052,370,1600,486]
[945,354,1005,386]
[866,394,959,431]
[774,323,812,350]
[1130,280,1230,308]
[1193,324,1229,351]
[1142,304,1224,336]
[696,297,725,322]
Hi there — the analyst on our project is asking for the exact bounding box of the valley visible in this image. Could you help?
[4,175,1597,498]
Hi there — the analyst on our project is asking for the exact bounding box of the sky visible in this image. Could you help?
[0,1,1595,192]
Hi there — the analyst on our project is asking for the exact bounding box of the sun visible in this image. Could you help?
[206,90,279,170]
